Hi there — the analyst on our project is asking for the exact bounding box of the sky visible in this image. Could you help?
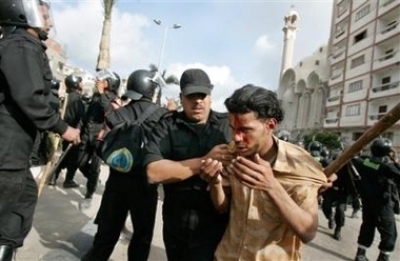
[50,0,333,111]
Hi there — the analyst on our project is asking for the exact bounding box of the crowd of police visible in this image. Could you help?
[1,1,400,261]
[278,132,400,261]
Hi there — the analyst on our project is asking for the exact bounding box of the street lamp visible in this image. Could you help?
[153,19,181,73]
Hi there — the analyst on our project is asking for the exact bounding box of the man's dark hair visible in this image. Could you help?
[224,84,284,123]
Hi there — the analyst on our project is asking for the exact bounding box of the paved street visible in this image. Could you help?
[19,165,400,261]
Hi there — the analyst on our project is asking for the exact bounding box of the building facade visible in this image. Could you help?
[278,9,331,141]
[327,0,400,150]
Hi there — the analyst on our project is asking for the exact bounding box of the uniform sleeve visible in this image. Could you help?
[99,93,115,115]
[1,40,67,134]
[142,118,171,167]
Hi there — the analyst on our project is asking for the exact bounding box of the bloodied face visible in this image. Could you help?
[228,112,277,158]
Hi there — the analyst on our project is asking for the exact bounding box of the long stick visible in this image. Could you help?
[38,94,69,196]
[324,101,400,177]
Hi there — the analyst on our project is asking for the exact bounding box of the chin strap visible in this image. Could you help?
[38,29,48,41]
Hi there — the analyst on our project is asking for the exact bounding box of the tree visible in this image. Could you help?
[96,0,117,71]
[149,64,179,106]
[303,129,341,150]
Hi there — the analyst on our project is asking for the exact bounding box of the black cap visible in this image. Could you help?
[180,69,213,96]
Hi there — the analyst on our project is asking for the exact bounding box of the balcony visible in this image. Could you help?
[372,50,400,71]
[323,117,339,128]
[333,29,347,44]
[367,113,387,126]
[370,80,400,99]
[379,0,400,16]
[326,95,341,107]
[376,21,400,43]
[331,47,346,63]
[329,70,344,85]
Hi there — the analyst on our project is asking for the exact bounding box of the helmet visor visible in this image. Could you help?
[22,0,54,32]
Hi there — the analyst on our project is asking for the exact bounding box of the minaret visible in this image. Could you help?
[280,7,299,76]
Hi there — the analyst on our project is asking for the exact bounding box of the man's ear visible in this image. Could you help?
[266,118,278,131]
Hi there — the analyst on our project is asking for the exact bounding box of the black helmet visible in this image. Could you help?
[370,138,392,157]
[308,141,322,153]
[65,74,82,93]
[50,78,60,91]
[0,0,53,39]
[123,70,158,100]
[277,130,290,142]
[320,146,330,158]
[107,72,121,93]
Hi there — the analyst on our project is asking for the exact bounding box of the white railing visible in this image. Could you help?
[369,114,385,120]
[331,72,343,80]
[327,95,340,102]
[381,0,396,7]
[372,80,400,92]
[335,30,346,39]
[376,50,397,62]
[381,21,399,34]
[324,118,339,124]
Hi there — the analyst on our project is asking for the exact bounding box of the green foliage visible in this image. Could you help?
[303,129,341,150]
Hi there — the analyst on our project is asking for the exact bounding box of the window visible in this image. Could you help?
[382,76,391,84]
[355,4,370,22]
[315,60,320,65]
[351,55,365,68]
[299,62,303,67]
[337,0,348,17]
[352,132,363,140]
[381,132,393,140]
[354,30,367,44]
[346,104,360,116]
[319,47,323,53]
[378,105,387,113]
[348,80,363,93]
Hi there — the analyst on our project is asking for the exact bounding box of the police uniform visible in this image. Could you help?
[353,156,400,260]
[84,98,167,261]
[0,28,68,249]
[143,110,230,261]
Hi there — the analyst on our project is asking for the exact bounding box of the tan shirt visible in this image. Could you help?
[215,139,327,261]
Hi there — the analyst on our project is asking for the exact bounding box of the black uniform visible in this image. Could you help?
[143,111,230,261]
[353,156,400,252]
[84,98,167,261]
[322,162,357,238]
[0,28,67,247]
[77,93,109,198]
[53,91,86,185]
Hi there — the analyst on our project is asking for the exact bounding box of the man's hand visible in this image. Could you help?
[319,173,337,193]
[95,79,108,94]
[200,158,223,184]
[164,97,177,111]
[62,126,81,146]
[205,144,235,167]
[226,154,278,190]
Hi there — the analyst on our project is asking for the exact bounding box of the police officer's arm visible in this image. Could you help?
[200,158,231,213]
[1,41,80,141]
[143,119,223,184]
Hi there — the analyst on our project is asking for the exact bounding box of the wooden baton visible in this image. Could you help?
[324,101,400,177]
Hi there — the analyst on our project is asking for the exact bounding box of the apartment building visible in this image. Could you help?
[327,0,400,150]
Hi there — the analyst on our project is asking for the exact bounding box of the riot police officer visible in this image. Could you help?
[353,138,400,261]
[82,69,167,261]
[0,1,80,259]
[49,73,85,187]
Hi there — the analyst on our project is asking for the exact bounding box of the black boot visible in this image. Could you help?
[328,216,335,229]
[377,252,389,261]
[333,228,341,241]
[355,247,369,261]
[48,171,60,186]
[0,245,14,261]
